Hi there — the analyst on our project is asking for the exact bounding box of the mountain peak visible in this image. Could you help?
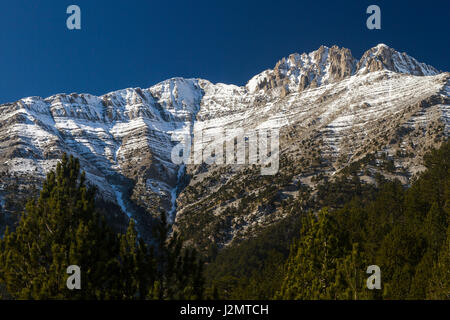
[246,45,357,94]
[357,44,439,76]
[375,43,389,49]
[246,44,440,94]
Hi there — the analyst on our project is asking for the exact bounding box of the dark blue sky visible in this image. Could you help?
[0,0,449,104]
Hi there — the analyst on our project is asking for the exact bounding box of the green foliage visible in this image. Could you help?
[0,154,204,300]
[1,140,448,300]
[276,209,343,299]
[207,142,449,300]
[426,224,450,299]
[205,214,302,299]
[276,142,449,300]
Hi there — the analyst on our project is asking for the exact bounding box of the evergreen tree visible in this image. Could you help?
[118,219,156,299]
[0,154,205,300]
[409,202,447,299]
[0,154,122,299]
[154,212,204,300]
[426,224,450,299]
[334,243,372,300]
[276,209,342,299]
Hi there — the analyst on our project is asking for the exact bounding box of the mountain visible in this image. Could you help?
[0,44,448,249]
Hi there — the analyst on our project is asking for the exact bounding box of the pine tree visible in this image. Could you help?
[0,154,121,299]
[426,224,450,299]
[118,219,156,299]
[409,202,447,299]
[334,243,372,300]
[276,209,342,299]
[152,210,204,300]
[0,154,205,300]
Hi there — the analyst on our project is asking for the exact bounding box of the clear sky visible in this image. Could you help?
[0,0,449,104]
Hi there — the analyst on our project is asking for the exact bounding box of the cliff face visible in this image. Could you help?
[0,78,204,238]
[0,44,448,247]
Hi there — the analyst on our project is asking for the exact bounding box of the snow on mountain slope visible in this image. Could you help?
[246,44,439,97]
[0,78,204,237]
[357,43,439,76]
[0,44,448,244]
[174,69,449,248]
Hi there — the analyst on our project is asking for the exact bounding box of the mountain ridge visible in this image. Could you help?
[0,44,448,248]
[2,43,440,107]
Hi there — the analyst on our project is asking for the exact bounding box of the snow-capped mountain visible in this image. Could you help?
[0,44,448,246]
[246,44,439,96]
